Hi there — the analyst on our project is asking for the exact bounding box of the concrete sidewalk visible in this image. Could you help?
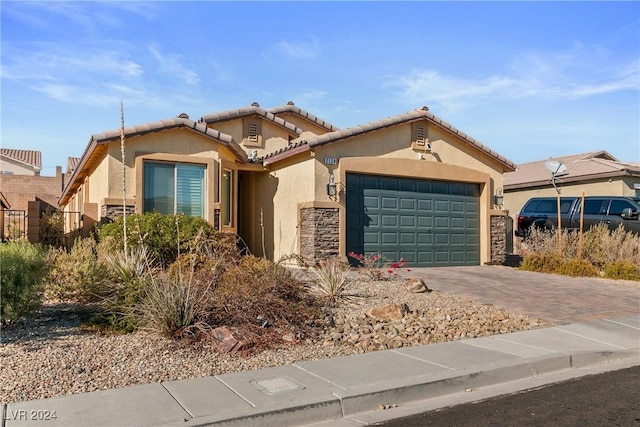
[3,315,638,427]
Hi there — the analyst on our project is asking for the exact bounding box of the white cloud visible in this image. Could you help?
[148,45,200,85]
[389,47,639,113]
[265,37,321,61]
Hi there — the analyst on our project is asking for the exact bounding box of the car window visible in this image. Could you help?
[559,199,575,214]
[523,199,540,213]
[535,200,555,213]
[583,199,607,215]
[608,199,635,216]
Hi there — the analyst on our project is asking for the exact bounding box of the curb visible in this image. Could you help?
[166,349,639,427]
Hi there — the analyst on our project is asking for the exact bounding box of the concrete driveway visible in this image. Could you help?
[405,266,639,325]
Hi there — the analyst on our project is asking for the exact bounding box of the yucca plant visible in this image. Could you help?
[308,257,356,307]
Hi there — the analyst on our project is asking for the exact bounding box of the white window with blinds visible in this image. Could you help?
[144,162,205,218]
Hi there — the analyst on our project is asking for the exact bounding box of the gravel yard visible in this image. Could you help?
[0,278,553,404]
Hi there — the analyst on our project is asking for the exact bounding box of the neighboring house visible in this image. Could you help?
[0,148,42,176]
[503,151,640,224]
[0,149,66,241]
[59,102,516,267]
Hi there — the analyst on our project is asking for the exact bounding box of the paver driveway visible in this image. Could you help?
[406,266,639,325]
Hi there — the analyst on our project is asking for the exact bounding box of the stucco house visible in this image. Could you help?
[503,151,640,225]
[0,148,42,176]
[58,102,516,267]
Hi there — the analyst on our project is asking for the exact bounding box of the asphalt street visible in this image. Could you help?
[375,365,640,427]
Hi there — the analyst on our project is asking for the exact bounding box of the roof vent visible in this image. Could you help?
[177,113,189,119]
[251,102,260,107]
[287,101,295,105]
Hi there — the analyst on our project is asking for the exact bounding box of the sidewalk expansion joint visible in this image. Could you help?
[389,349,456,370]
[160,383,195,421]
[292,363,348,390]
[605,318,640,331]
[214,376,257,408]
[556,329,628,350]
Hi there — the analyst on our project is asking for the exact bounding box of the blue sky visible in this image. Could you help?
[2,1,639,176]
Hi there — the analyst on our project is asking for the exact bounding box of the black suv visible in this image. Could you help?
[515,196,640,237]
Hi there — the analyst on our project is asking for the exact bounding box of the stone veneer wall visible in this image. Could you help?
[101,204,136,223]
[299,207,339,262]
[490,215,507,264]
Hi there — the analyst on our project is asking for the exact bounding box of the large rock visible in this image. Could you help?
[211,326,258,353]
[366,303,409,321]
[405,277,432,293]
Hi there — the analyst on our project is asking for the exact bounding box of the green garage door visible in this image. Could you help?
[346,173,480,267]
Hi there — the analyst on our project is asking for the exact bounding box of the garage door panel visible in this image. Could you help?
[451,217,465,229]
[400,216,415,227]
[381,215,397,227]
[434,200,449,212]
[450,234,465,245]
[434,233,450,245]
[364,196,380,209]
[418,200,433,211]
[451,201,465,212]
[381,233,398,244]
[418,216,433,228]
[400,198,416,210]
[418,233,432,244]
[364,232,379,244]
[400,233,416,244]
[434,217,449,228]
[346,174,480,267]
[381,197,397,209]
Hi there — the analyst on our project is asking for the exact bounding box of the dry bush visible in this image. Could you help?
[582,224,640,268]
[46,237,108,303]
[141,271,213,339]
[209,255,321,337]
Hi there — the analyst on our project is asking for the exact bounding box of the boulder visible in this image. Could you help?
[211,326,258,353]
[405,277,432,293]
[366,303,408,321]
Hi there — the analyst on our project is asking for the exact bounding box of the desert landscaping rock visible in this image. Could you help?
[0,280,552,404]
[405,277,431,293]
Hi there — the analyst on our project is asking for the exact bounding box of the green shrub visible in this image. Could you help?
[98,212,220,268]
[556,258,598,277]
[1,240,49,325]
[520,252,564,274]
[210,255,320,333]
[46,237,107,303]
[603,261,640,281]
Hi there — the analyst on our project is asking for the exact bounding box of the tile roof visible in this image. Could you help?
[0,148,42,170]
[59,116,246,205]
[266,101,338,132]
[66,157,80,173]
[263,107,517,171]
[503,151,640,190]
[199,103,303,136]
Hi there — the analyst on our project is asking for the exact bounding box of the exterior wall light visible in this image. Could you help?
[494,188,503,207]
[327,176,337,197]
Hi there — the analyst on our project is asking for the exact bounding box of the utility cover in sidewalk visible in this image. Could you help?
[250,377,306,395]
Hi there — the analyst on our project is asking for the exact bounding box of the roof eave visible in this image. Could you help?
[504,169,640,191]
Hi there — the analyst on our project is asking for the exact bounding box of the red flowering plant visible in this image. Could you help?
[347,251,407,281]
